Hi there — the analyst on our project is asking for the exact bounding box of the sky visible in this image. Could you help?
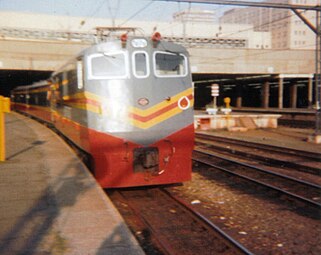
[0,0,238,22]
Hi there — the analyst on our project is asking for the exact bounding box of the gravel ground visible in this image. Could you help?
[170,166,321,255]
[171,127,321,254]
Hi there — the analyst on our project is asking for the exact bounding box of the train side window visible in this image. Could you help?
[77,60,84,89]
[87,52,128,80]
[132,51,149,78]
[153,51,188,78]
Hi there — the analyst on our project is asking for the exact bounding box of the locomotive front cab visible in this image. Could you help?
[84,34,194,187]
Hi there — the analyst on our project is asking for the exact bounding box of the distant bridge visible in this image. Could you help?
[0,26,318,113]
[0,27,315,75]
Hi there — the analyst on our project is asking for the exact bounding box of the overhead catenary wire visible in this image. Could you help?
[154,2,316,61]
[151,1,314,50]
[118,1,154,27]
[107,0,120,26]
[155,0,321,11]
[78,0,107,28]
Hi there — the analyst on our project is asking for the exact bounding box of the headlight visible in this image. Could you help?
[131,39,147,48]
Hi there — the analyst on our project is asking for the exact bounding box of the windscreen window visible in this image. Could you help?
[88,52,128,79]
[133,52,149,78]
[154,52,187,77]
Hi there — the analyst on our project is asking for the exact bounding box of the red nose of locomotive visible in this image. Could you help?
[79,31,194,188]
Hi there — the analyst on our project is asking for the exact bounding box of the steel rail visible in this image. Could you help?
[195,139,321,176]
[114,188,251,255]
[161,188,254,255]
[195,133,321,162]
[193,149,321,208]
[116,190,172,255]
[196,146,321,190]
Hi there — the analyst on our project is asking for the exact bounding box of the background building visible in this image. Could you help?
[162,8,271,49]
[220,0,318,49]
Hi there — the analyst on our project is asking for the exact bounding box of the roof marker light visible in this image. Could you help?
[152,32,161,48]
[152,32,161,42]
[120,33,128,42]
[120,33,128,48]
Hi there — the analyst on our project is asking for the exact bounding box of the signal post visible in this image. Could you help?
[206,84,219,115]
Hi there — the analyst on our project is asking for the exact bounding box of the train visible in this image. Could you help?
[11,32,194,188]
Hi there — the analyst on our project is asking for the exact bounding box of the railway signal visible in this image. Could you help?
[211,83,219,97]
[211,83,219,109]
[206,84,219,115]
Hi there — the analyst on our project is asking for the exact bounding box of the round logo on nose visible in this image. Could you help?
[138,98,149,106]
[178,96,190,110]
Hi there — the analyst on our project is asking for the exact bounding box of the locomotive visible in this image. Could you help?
[11,32,194,188]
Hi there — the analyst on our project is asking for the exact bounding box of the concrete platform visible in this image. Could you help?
[0,112,145,255]
[194,111,281,131]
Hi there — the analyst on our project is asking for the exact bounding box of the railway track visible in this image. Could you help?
[195,133,321,176]
[193,149,321,210]
[107,188,253,255]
